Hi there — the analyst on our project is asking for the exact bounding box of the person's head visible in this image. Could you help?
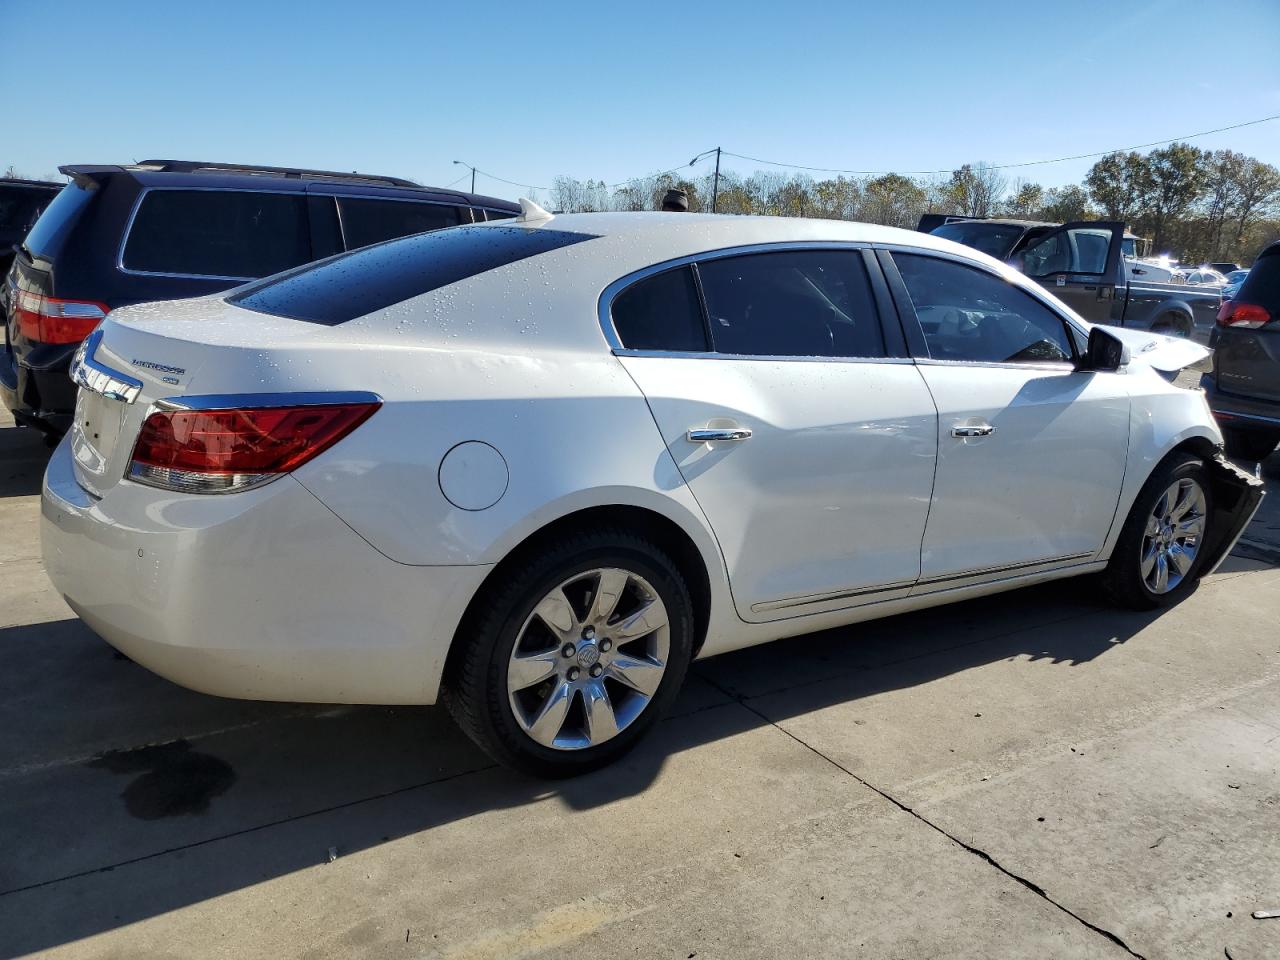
[661,188,689,212]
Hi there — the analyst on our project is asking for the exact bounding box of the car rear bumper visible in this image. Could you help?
[41,438,491,704]
[1,343,77,433]
[1200,373,1280,433]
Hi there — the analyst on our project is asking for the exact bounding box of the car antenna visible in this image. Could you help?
[517,197,553,222]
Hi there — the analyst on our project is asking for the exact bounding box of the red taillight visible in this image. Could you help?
[128,402,380,493]
[12,290,109,344]
[1217,300,1271,329]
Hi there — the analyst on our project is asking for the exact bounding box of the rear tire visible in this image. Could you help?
[443,528,694,778]
[1150,312,1191,338]
[1102,453,1213,610]
[1223,427,1279,463]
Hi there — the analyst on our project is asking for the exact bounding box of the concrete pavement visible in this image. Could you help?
[1,405,1278,959]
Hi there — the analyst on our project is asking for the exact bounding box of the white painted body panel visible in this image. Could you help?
[620,355,937,620]
[41,213,1224,705]
[915,364,1131,579]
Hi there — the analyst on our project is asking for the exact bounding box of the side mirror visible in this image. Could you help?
[1081,326,1130,372]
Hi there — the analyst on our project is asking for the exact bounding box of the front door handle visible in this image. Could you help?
[688,427,752,443]
[951,424,995,438]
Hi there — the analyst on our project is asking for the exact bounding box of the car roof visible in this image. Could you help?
[0,178,63,190]
[57,162,518,210]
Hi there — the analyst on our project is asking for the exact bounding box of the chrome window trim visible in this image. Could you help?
[598,240,890,361]
[69,329,143,403]
[154,390,383,412]
[872,241,1092,355]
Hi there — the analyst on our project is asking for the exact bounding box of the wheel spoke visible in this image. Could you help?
[1175,514,1204,539]
[581,679,619,743]
[508,649,560,692]
[533,588,578,639]
[526,680,574,747]
[607,654,664,697]
[1167,543,1193,576]
[586,569,629,627]
[1139,541,1158,579]
[610,596,668,643]
[1153,552,1169,593]
[1168,480,1196,521]
[1153,489,1173,521]
[1145,515,1161,537]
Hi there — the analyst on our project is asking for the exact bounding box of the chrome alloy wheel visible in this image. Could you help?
[507,568,670,750]
[1140,477,1207,594]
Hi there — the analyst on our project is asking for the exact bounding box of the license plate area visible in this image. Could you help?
[71,389,130,493]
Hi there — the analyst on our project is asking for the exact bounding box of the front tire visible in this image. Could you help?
[1102,454,1213,610]
[444,529,694,777]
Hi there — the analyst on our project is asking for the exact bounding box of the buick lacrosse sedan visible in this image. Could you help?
[43,207,1262,776]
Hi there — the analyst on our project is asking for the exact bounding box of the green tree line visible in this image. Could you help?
[549,143,1280,265]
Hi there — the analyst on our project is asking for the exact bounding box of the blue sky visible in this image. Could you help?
[4,0,1278,201]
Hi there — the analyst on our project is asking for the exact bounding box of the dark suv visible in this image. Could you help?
[1203,241,1280,462]
[1,160,518,433]
[0,178,61,279]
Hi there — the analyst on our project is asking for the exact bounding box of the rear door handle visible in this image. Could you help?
[688,427,752,443]
[951,424,995,438]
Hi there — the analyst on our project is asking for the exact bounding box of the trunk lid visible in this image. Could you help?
[1095,324,1211,374]
[67,295,355,498]
[1212,250,1280,403]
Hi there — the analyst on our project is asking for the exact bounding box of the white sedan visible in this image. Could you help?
[42,208,1263,776]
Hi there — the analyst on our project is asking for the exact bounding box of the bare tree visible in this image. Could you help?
[946,162,1007,218]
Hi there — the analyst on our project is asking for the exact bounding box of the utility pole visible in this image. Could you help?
[711,147,721,213]
[452,160,476,193]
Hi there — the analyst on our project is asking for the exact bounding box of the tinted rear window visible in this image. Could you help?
[23,183,94,259]
[228,224,597,325]
[337,197,462,250]
[1237,249,1280,311]
[0,188,50,234]
[122,190,311,279]
[611,266,708,351]
[931,222,1027,259]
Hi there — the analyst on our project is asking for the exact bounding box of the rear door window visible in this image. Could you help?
[696,250,885,358]
[336,198,462,250]
[122,190,311,279]
[611,266,708,351]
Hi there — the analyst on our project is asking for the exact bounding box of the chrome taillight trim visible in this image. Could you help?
[154,390,383,412]
[70,329,143,404]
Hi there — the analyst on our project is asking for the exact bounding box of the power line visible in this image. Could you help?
[721,113,1280,176]
[466,152,716,195]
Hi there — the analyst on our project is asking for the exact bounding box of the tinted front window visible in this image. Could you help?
[23,183,94,259]
[229,224,597,325]
[697,250,884,358]
[611,266,707,351]
[895,253,1074,364]
[122,190,310,278]
[337,198,461,250]
[931,222,1027,260]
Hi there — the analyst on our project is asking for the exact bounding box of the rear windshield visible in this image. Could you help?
[23,183,94,259]
[228,224,597,325]
[1237,248,1280,309]
[122,190,311,279]
[931,222,1027,260]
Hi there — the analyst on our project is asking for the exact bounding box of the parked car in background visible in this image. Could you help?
[2,160,518,434]
[1211,262,1243,275]
[0,178,61,278]
[43,211,1262,776]
[1222,269,1249,301]
[932,218,1222,337]
[1203,242,1280,461]
[1183,268,1228,286]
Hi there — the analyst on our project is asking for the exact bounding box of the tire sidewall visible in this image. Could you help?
[477,539,694,776]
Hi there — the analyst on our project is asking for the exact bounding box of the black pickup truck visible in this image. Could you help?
[919,216,1220,339]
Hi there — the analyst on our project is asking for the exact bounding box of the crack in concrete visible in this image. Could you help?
[710,680,1149,959]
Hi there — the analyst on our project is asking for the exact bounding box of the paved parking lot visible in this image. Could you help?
[2,403,1278,960]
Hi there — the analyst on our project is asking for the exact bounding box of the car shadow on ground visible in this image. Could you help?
[2,565,1243,956]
